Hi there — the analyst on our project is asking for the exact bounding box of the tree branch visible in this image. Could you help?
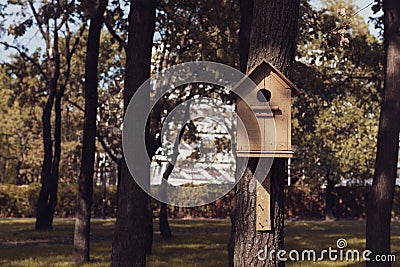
[66,99,84,111]
[27,0,49,45]
[104,20,127,51]
[97,131,121,164]
[65,98,121,164]
[56,14,68,32]
[69,21,87,59]
[60,21,87,91]
[0,42,49,85]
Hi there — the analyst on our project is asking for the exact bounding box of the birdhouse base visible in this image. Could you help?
[237,151,293,158]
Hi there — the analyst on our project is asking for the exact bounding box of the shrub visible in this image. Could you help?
[1,183,400,219]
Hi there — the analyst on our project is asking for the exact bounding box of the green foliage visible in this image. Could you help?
[0,184,40,217]
[154,0,239,69]
[0,64,42,184]
[0,184,116,218]
[292,0,383,187]
[2,183,400,219]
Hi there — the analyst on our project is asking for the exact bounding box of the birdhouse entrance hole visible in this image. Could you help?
[257,89,272,102]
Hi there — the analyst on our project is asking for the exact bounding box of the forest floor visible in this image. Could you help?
[0,218,399,266]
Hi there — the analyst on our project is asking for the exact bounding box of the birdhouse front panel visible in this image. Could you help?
[236,60,296,158]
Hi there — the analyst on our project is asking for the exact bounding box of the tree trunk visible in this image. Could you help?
[102,163,107,219]
[35,28,60,230]
[158,99,192,240]
[73,0,107,263]
[1,157,6,184]
[111,0,156,265]
[146,196,154,255]
[159,163,173,239]
[325,172,335,221]
[229,0,253,264]
[366,1,400,265]
[231,0,299,266]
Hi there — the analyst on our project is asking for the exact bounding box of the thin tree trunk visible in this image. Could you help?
[111,0,156,265]
[325,172,335,221]
[159,163,173,239]
[159,99,192,239]
[366,1,400,265]
[231,0,299,266]
[1,158,6,184]
[73,0,107,263]
[36,24,60,230]
[102,163,107,219]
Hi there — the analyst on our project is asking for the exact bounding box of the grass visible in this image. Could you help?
[0,218,399,266]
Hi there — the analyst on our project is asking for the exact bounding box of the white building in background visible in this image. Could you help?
[151,99,236,186]
[150,129,236,186]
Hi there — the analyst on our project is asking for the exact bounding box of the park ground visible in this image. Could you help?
[0,219,399,267]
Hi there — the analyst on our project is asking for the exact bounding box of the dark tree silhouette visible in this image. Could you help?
[34,3,85,230]
[366,1,400,265]
[111,0,156,265]
[72,0,108,263]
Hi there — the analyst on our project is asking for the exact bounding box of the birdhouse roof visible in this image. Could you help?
[247,59,300,92]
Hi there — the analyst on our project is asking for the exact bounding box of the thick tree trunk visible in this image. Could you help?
[146,197,154,255]
[229,0,253,264]
[233,158,286,267]
[231,0,299,266]
[73,0,107,263]
[36,30,60,230]
[111,0,156,265]
[366,1,400,265]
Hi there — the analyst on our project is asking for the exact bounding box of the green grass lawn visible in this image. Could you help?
[0,218,399,266]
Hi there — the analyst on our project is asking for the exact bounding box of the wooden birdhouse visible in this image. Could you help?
[236,60,298,158]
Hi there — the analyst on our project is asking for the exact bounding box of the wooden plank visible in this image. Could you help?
[256,174,271,231]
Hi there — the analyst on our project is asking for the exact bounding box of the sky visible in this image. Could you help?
[311,0,381,37]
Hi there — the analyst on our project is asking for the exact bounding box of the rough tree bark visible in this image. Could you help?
[72,0,107,263]
[366,1,400,265]
[111,0,156,265]
[231,0,299,266]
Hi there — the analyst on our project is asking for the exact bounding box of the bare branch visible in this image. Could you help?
[56,14,68,32]
[27,0,49,46]
[104,20,127,51]
[69,21,87,59]
[97,132,121,164]
[59,21,87,93]
[66,99,84,111]
[65,97,122,163]
[0,41,49,85]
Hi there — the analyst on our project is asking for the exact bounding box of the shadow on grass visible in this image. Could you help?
[0,218,399,267]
